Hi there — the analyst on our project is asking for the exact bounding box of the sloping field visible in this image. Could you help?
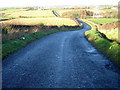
[1,17,77,26]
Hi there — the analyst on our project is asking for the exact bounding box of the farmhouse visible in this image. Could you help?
[93,13,103,18]
[111,7,117,9]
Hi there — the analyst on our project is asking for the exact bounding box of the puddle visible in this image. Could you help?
[104,61,120,73]
[86,48,98,54]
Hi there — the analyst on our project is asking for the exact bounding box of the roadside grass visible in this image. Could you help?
[83,20,120,67]
[1,17,77,26]
[89,18,118,24]
[2,26,82,59]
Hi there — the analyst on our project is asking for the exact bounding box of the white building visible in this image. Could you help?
[111,7,117,9]
[93,6,103,18]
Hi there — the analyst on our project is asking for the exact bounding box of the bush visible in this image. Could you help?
[38,23,45,29]
[2,25,12,34]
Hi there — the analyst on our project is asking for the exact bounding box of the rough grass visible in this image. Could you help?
[1,17,77,26]
[2,26,82,59]
[89,18,118,24]
[83,20,120,67]
[99,28,120,43]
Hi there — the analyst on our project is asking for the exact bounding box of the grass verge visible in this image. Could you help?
[2,26,82,59]
[83,20,120,67]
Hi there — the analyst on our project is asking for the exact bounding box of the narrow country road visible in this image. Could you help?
[2,19,120,88]
[52,10,59,17]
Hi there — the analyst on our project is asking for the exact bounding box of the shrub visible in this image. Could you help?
[38,23,45,29]
[2,25,12,34]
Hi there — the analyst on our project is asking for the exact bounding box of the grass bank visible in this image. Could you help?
[2,25,82,59]
[83,20,120,67]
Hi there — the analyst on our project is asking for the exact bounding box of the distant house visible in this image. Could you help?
[93,7,103,18]
[93,13,103,18]
[37,7,44,10]
[92,6,103,18]
[111,7,117,9]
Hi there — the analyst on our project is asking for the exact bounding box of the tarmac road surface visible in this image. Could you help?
[2,19,120,88]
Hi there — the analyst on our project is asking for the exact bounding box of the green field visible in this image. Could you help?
[1,8,55,19]
[89,18,118,24]
[1,17,77,26]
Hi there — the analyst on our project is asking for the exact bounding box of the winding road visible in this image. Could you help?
[2,19,120,88]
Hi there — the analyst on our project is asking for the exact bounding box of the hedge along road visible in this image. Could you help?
[2,19,120,88]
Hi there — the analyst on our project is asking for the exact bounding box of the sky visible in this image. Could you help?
[0,0,119,8]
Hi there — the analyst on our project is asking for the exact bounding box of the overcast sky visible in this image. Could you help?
[0,0,119,8]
